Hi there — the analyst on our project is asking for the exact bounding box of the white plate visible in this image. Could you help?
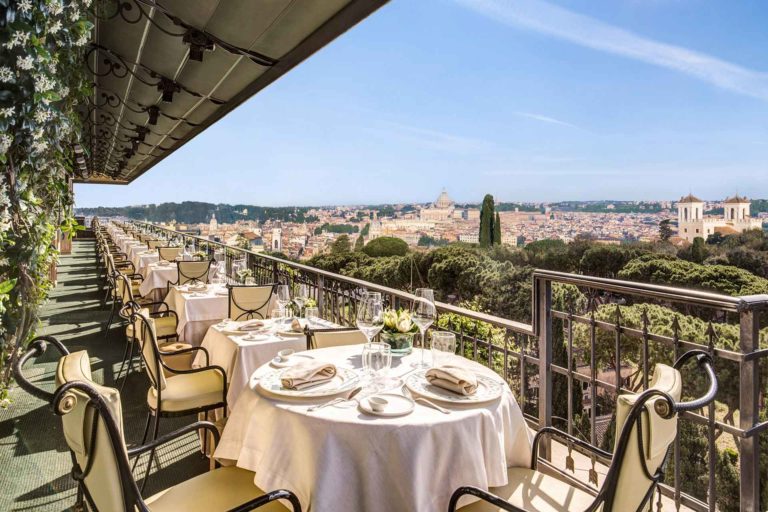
[258,367,359,398]
[276,330,305,338]
[404,369,503,405]
[358,393,415,417]
[271,353,315,368]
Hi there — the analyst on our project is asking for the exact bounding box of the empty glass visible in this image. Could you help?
[431,331,456,367]
[410,288,436,368]
[304,306,320,327]
[270,307,287,332]
[362,342,392,384]
[356,292,384,343]
[276,284,291,315]
[293,283,309,315]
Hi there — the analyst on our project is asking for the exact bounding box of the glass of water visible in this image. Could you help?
[362,342,392,386]
[431,331,456,367]
[304,306,320,328]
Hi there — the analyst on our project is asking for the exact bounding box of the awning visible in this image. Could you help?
[78,0,388,184]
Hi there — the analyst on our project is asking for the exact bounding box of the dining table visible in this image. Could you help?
[192,317,332,408]
[164,283,231,344]
[215,345,533,512]
[138,261,178,301]
[133,249,160,275]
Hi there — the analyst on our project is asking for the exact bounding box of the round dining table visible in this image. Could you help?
[215,345,533,512]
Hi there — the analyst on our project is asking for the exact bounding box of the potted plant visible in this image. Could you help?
[380,308,418,354]
[236,268,255,284]
[192,250,207,261]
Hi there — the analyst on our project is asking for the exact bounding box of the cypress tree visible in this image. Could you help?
[354,234,365,251]
[493,212,502,245]
[479,194,495,247]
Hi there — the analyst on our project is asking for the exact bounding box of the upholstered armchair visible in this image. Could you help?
[448,350,717,512]
[14,341,300,511]
[228,284,275,320]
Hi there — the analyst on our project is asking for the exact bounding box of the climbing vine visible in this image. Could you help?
[0,0,93,403]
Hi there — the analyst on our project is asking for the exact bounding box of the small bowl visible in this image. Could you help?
[276,349,295,362]
[368,396,388,412]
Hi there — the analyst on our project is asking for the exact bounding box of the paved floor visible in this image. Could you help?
[0,240,208,511]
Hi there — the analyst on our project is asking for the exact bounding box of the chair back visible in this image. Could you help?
[147,239,163,250]
[131,309,168,391]
[177,260,211,285]
[55,350,134,511]
[607,363,682,511]
[310,328,367,349]
[115,273,136,305]
[158,246,181,262]
[228,284,274,320]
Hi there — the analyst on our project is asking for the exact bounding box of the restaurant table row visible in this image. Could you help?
[215,345,533,512]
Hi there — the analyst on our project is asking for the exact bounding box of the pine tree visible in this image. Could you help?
[479,194,495,247]
[493,212,502,245]
[658,219,673,241]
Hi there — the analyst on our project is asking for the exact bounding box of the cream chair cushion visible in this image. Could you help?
[458,467,596,512]
[55,351,127,512]
[126,315,177,339]
[612,364,681,511]
[145,466,291,511]
[147,369,225,413]
[312,329,367,349]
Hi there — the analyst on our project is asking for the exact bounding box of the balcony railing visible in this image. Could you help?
[134,220,767,511]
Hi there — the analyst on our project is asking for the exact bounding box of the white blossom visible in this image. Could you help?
[49,21,62,34]
[59,86,69,98]
[70,7,81,22]
[34,74,56,93]
[75,34,89,47]
[6,31,30,49]
[48,1,63,16]
[32,128,45,140]
[0,67,14,83]
[17,56,34,70]
[0,134,12,154]
[18,0,33,13]
[31,140,48,153]
[0,107,15,118]
[34,108,53,123]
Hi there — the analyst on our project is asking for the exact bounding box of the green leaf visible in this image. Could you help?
[0,279,17,295]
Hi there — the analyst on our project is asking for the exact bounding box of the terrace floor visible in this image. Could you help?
[0,240,208,511]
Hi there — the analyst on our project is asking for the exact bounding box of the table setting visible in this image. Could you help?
[214,289,533,512]
[164,281,231,344]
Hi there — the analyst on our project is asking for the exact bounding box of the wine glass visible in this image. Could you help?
[293,283,309,316]
[276,284,291,316]
[410,288,436,369]
[304,306,320,328]
[356,292,384,343]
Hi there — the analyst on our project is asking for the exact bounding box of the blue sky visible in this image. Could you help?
[75,0,768,208]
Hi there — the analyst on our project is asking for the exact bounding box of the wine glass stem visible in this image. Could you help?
[420,328,426,365]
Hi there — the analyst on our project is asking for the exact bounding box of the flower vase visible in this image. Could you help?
[379,331,415,355]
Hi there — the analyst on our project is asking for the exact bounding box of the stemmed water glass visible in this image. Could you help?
[410,288,436,369]
[276,284,291,320]
[356,292,384,343]
[293,283,309,316]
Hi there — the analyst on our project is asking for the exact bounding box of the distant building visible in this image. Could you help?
[420,188,456,221]
[271,225,282,252]
[458,233,479,244]
[677,194,762,243]
[209,213,218,232]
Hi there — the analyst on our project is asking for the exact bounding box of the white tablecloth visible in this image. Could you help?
[193,322,309,407]
[164,285,229,345]
[134,250,160,275]
[215,346,533,512]
[139,263,177,298]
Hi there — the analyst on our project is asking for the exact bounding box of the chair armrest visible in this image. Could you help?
[448,486,528,512]
[531,426,612,469]
[12,336,70,403]
[159,345,209,367]
[226,490,302,512]
[146,302,172,314]
[127,420,220,458]
[127,273,144,282]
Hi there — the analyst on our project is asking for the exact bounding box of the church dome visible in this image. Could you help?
[434,188,454,209]
[724,195,749,204]
[679,194,703,203]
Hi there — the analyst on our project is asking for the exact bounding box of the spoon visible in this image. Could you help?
[308,386,363,412]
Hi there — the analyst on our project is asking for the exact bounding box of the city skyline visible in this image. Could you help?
[74,0,768,208]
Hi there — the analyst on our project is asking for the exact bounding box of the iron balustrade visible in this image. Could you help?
[129,220,766,512]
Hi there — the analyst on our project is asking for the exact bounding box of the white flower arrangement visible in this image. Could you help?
[382,308,418,335]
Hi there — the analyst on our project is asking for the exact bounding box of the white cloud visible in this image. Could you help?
[373,121,493,153]
[455,0,768,101]
[515,111,579,129]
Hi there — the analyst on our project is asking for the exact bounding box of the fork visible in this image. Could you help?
[403,387,450,414]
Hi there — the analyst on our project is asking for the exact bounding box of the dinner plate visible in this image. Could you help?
[258,367,359,398]
[358,393,414,417]
[240,333,270,342]
[270,353,315,368]
[276,330,305,338]
[404,369,503,405]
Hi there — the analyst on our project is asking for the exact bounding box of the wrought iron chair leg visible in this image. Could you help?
[115,338,131,386]
[132,412,153,474]
[140,413,162,493]
[104,302,116,337]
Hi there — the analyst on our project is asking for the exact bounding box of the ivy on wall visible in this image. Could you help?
[0,0,93,403]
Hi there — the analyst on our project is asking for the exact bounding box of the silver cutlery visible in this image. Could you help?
[403,386,450,414]
[308,386,362,412]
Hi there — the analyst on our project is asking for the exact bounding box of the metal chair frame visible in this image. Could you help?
[447,350,718,512]
[167,259,213,292]
[227,283,276,321]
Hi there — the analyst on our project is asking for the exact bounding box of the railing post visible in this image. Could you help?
[316,275,325,316]
[536,276,553,460]
[739,307,760,512]
[272,260,279,284]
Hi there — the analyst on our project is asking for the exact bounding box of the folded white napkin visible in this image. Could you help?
[281,361,337,390]
[425,365,478,396]
[237,319,265,331]
[290,318,305,332]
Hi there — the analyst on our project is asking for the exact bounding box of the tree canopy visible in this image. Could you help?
[361,236,409,258]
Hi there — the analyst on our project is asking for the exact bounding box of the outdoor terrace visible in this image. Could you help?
[4,221,765,511]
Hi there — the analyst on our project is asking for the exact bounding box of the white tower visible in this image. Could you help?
[677,194,704,224]
[724,195,750,222]
[209,213,218,232]
[271,227,282,252]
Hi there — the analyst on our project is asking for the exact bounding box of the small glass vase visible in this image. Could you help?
[379,331,415,355]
